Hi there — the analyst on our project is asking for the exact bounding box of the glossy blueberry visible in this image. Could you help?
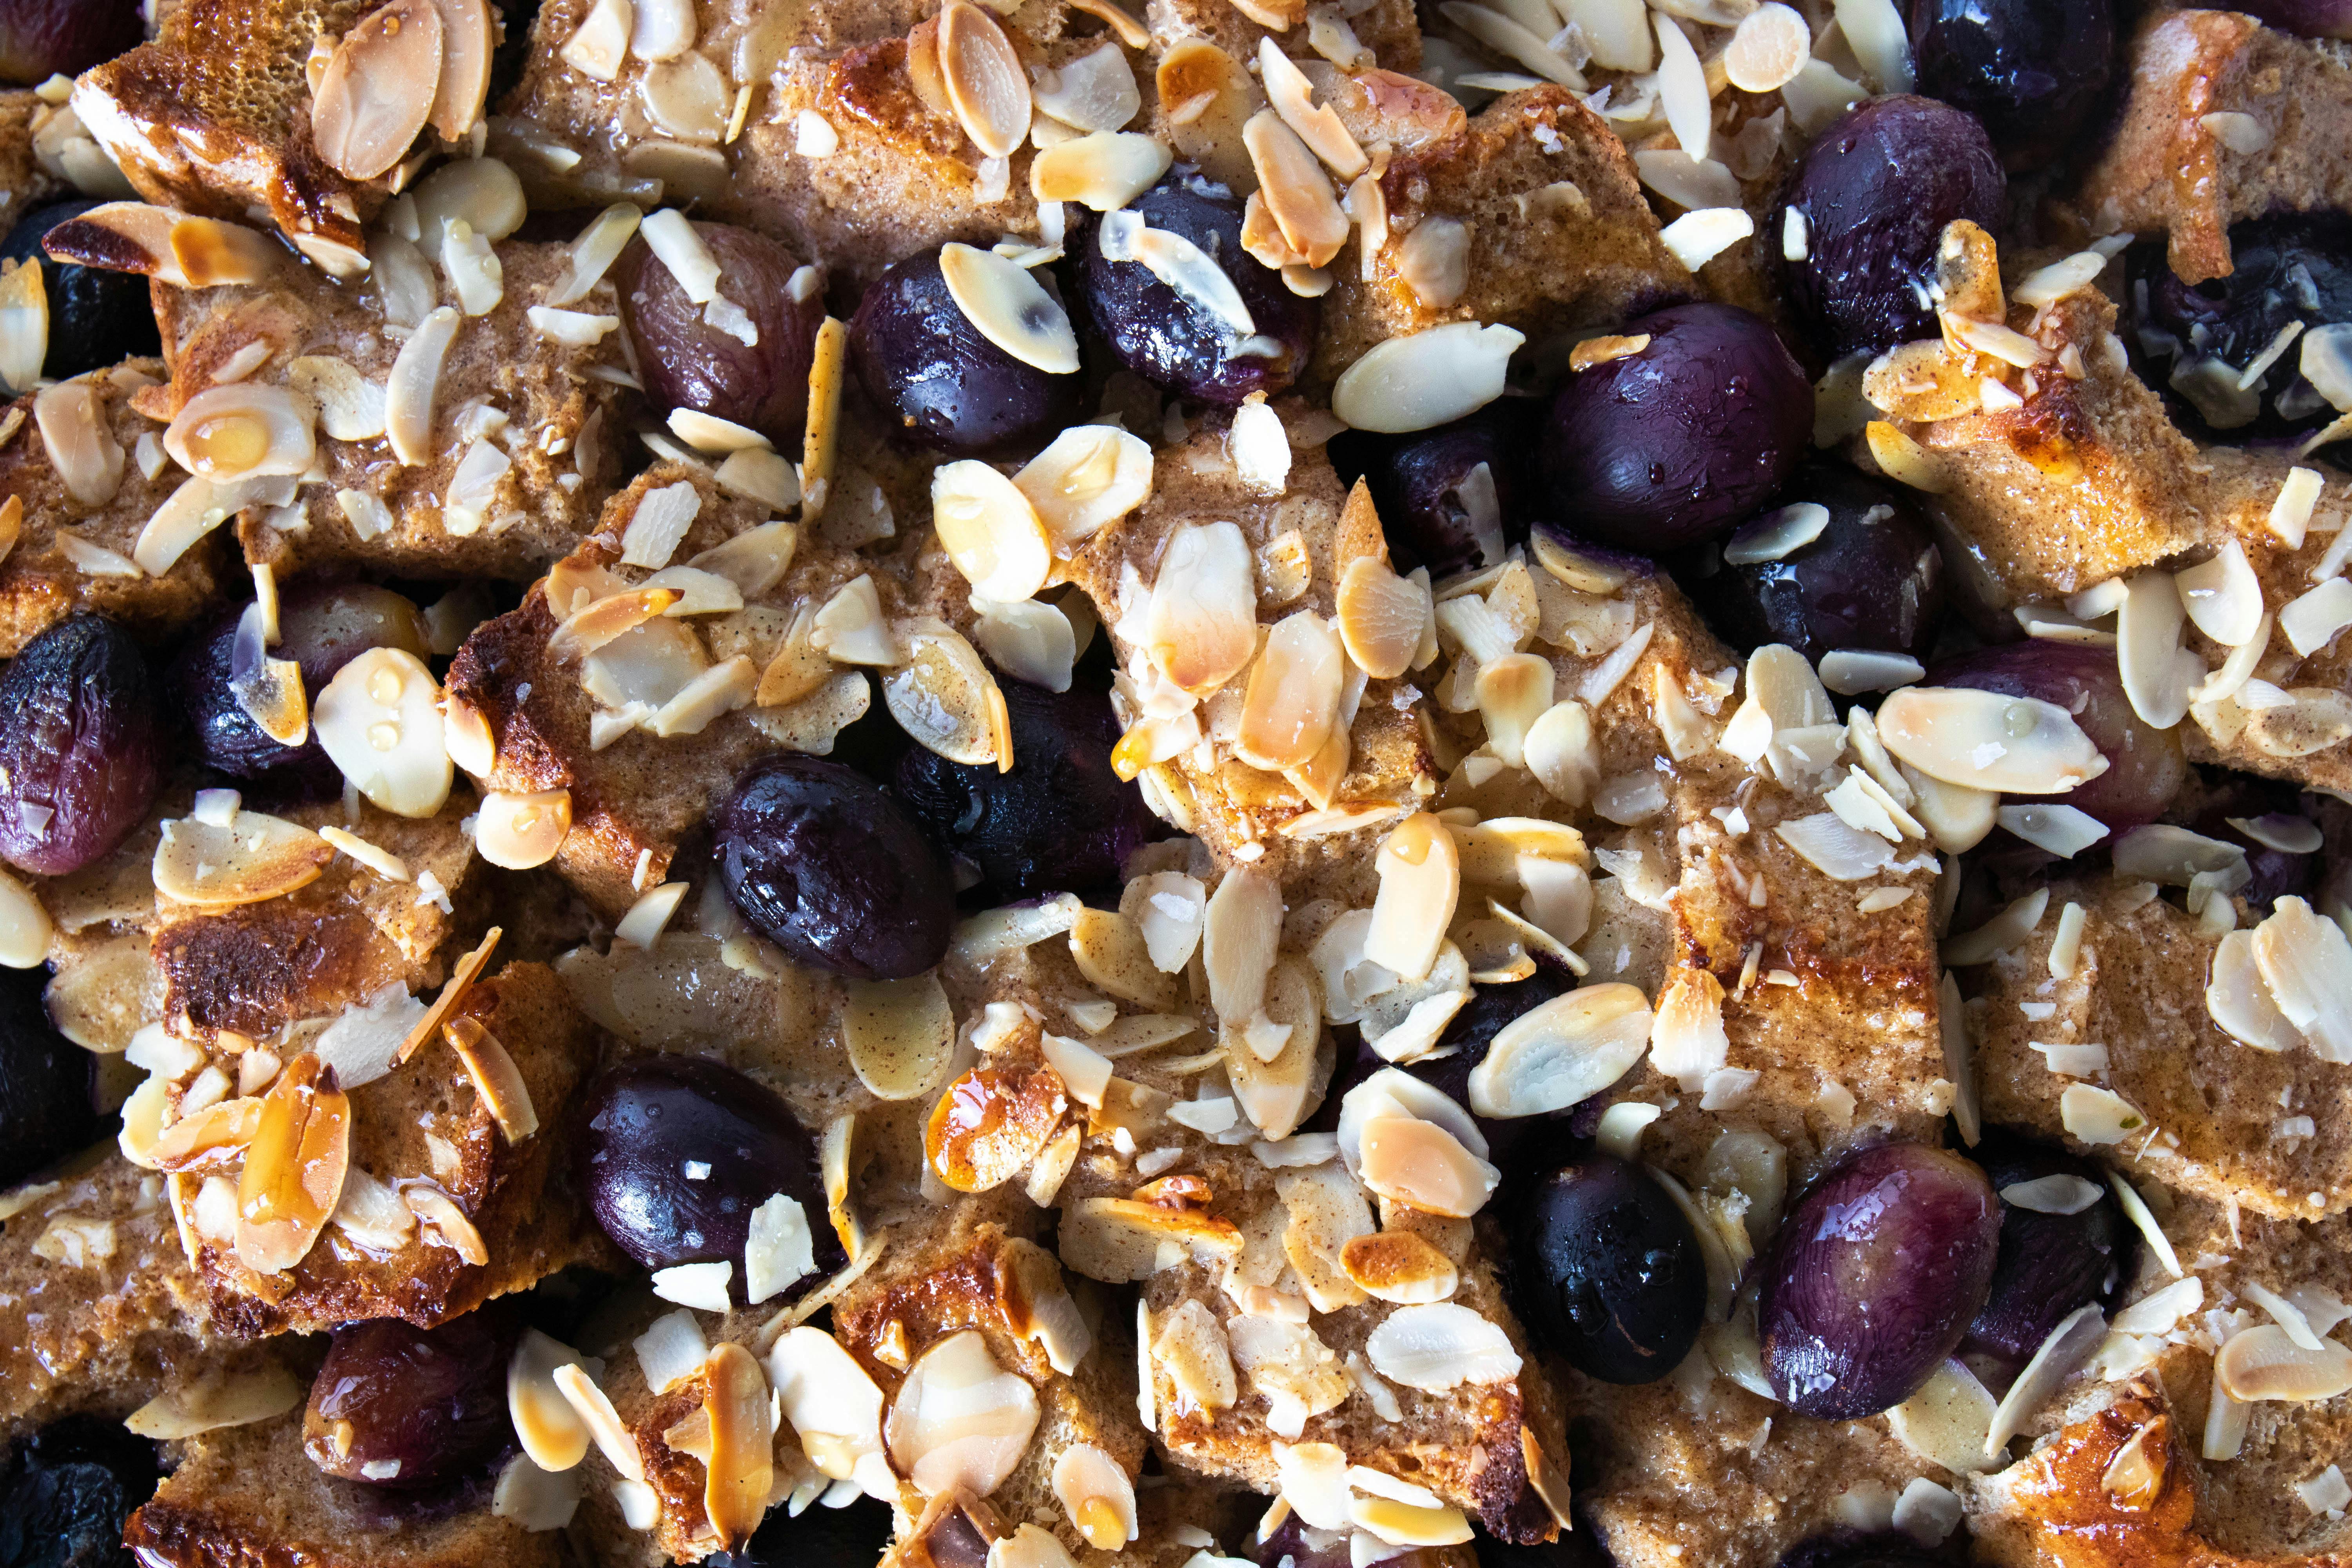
[2128,214,2352,448]
[1072,169,1316,406]
[705,1493,895,1568]
[717,753,956,979]
[0,964,97,1191]
[1927,641,2187,836]
[894,678,1154,901]
[1515,1153,1706,1385]
[0,613,163,877]
[1356,407,1535,578]
[618,223,827,446]
[1539,302,1813,552]
[0,0,142,87]
[850,250,1081,455]
[3,201,161,379]
[1907,0,2115,171]
[303,1310,519,1487]
[578,1055,844,1287]
[1758,1142,2000,1419]
[0,1417,161,1568]
[1775,96,2006,359]
[1961,1136,2129,1368]
[177,582,428,782]
[1696,461,1947,662]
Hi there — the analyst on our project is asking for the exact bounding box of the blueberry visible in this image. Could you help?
[0,0,142,88]
[1539,302,1813,552]
[1351,407,1535,578]
[1071,169,1317,405]
[1907,0,2116,171]
[2128,214,2352,449]
[717,753,956,979]
[0,965,98,1189]
[849,250,1081,455]
[2223,0,2352,37]
[1961,1136,2129,1369]
[1775,96,2006,359]
[893,679,1154,902]
[3,201,160,379]
[1758,1143,2000,1419]
[0,613,163,877]
[1694,461,1947,663]
[578,1055,844,1288]
[1514,1153,1706,1385]
[617,223,827,447]
[0,1417,161,1568]
[302,1310,520,1487]
[704,1493,895,1568]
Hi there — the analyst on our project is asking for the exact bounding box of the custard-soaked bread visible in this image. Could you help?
[0,89,67,213]
[0,361,236,659]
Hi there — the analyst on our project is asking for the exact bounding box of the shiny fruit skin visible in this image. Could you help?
[1926,641,2186,836]
[1354,408,1534,578]
[177,581,428,783]
[1697,461,1947,662]
[1071,169,1316,406]
[717,753,956,980]
[577,1054,844,1287]
[303,1310,519,1487]
[1906,0,2116,172]
[0,1416,162,1567]
[893,679,1153,902]
[0,613,163,877]
[1757,1142,2000,1419]
[1515,1153,1706,1385]
[617,223,826,446]
[1539,302,1813,552]
[2224,0,2352,36]
[0,965,98,1188]
[849,250,1081,455]
[1961,1136,2129,1368]
[1775,95,2006,359]
[3,200,162,379]
[0,0,143,87]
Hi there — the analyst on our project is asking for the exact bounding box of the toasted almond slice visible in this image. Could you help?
[1225,954,1322,1139]
[151,1096,265,1172]
[2215,1324,2352,1403]
[445,1014,538,1141]
[1876,685,2108,795]
[163,384,315,483]
[938,3,1033,158]
[930,458,1053,605]
[510,1329,593,1472]
[843,973,957,1100]
[1243,111,1348,267]
[425,0,495,138]
[1258,38,1365,177]
[405,1181,489,1263]
[1363,1301,1518,1394]
[1145,520,1257,694]
[314,646,452,817]
[1341,1230,1459,1303]
[35,382,124,507]
[386,305,461,465]
[887,1329,1041,1498]
[1365,814,1459,982]
[550,586,685,662]
[1203,866,1282,1028]
[153,808,334,908]
[1358,1115,1497,1218]
[1052,1444,1137,1549]
[474,788,573,870]
[235,1052,349,1276]
[2207,927,2304,1053]
[1031,132,1171,211]
[313,0,443,180]
[1236,610,1345,771]
[939,242,1079,374]
[886,622,1005,766]
[1014,424,1152,553]
[552,1363,646,1482]
[394,926,500,1065]
[702,1343,773,1549]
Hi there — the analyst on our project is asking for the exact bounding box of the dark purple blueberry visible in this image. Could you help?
[1357,408,1535,578]
[2127,214,2352,450]
[1927,642,2186,837]
[1072,168,1317,405]
[2226,0,2352,36]
[177,582,428,782]
[1253,1515,1352,1568]
[1774,96,2006,359]
[1961,1137,2129,1368]
[0,613,162,877]
[1758,1142,2000,1419]
[5,200,160,379]
[1776,1540,1944,1568]
[1472,1528,1618,1568]
[2188,773,2321,911]
[0,0,141,85]
[893,679,1154,901]
[0,1417,160,1568]
[578,1055,845,1287]
[1515,1154,1706,1385]
[617,223,827,447]
[1907,0,2115,171]
[0,965,99,1189]
[849,250,1082,455]
[302,1310,519,1487]
[717,753,956,979]
[1539,302,1813,552]
[705,1494,895,1568]
[1696,461,1947,662]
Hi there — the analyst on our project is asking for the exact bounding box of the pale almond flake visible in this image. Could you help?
[1331,322,1525,433]
[1029,132,1171,211]
[1364,1302,1519,1392]
[1875,686,2107,795]
[1013,424,1152,552]
[312,0,442,180]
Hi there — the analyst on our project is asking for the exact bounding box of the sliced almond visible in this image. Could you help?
[766,1326,889,1487]
[1358,1114,1497,1218]
[939,3,1033,158]
[314,646,452,817]
[2249,897,2352,1063]
[2207,928,2304,1053]
[1051,1444,1137,1549]
[1070,906,1178,1009]
[886,621,1005,766]
[938,242,1078,374]
[1225,954,1322,1139]
[844,973,957,1100]
[1030,132,1172,211]
[2215,1325,2352,1403]
[1145,520,1257,695]
[1341,1229,1458,1303]
[1336,552,1427,681]
[234,1052,349,1276]
[509,1329,593,1472]
[552,1364,646,1483]
[927,1063,1069,1193]
[34,383,124,508]
[1876,685,2108,795]
[312,0,443,181]
[394,925,500,1066]
[1243,110,1348,267]
[1465,982,1651,1119]
[887,1330,1041,1498]
[153,808,334,907]
[702,1342,773,1549]
[1330,321,1525,434]
[474,788,572,869]
[1014,423,1152,553]
[445,1014,537,1142]
[151,1096,265,1172]
[1362,1301,1519,1393]
[386,305,461,466]
[1156,40,1256,189]
[1203,866,1283,1027]
[1365,814,1459,982]
[1236,610,1345,771]
[426,0,494,138]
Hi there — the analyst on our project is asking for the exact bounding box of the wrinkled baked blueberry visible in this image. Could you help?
[0,965,99,1189]
[2128,214,2352,449]
[1694,461,1947,663]
[579,1055,843,1289]
[1927,641,2186,836]
[1775,96,2006,359]
[1514,1154,1706,1385]
[1758,1143,2000,1419]
[4,201,161,379]
[1539,303,1813,553]
[1907,0,2115,171]
[705,1492,895,1568]
[1071,169,1316,405]
[849,250,1080,455]
[617,223,827,446]
[303,1310,519,1487]
[0,613,163,877]
[894,679,1153,902]
[0,1416,160,1568]
[178,582,429,783]
[717,753,956,979]
[0,0,142,89]
[1352,407,1535,578]
[1962,1136,2129,1369]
